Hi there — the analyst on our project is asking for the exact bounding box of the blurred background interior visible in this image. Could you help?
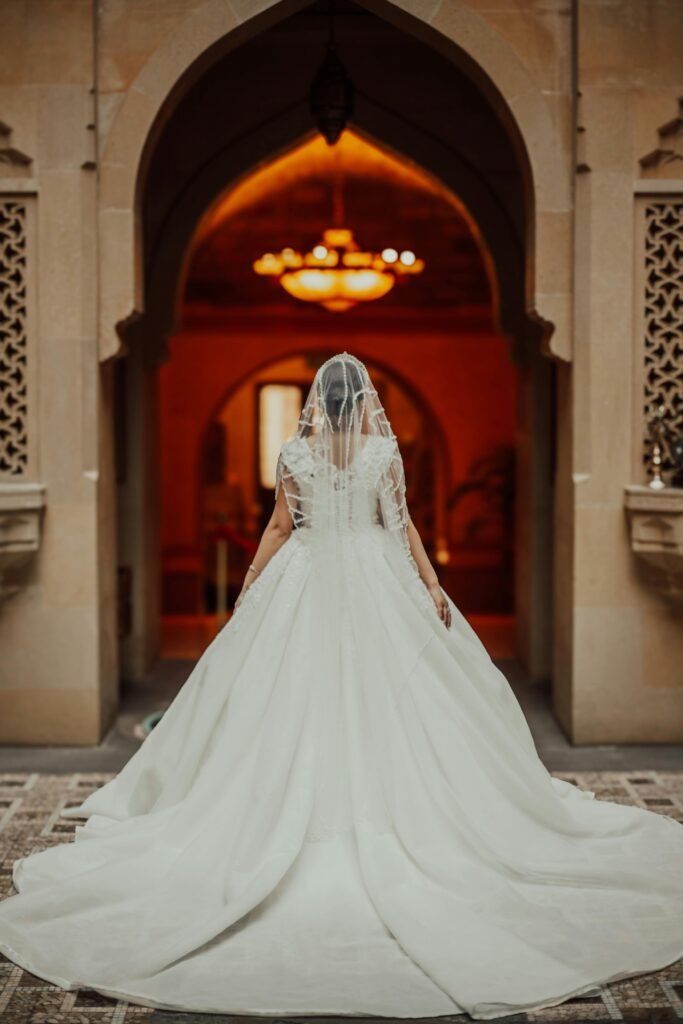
[147,130,519,663]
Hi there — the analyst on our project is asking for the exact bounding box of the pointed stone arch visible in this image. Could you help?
[98,0,572,363]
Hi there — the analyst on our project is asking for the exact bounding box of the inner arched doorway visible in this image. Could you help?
[112,0,558,695]
[160,351,448,657]
[153,129,520,661]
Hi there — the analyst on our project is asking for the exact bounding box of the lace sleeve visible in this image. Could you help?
[274,439,309,528]
[374,436,411,553]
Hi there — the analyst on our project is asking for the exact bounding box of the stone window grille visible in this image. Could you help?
[641,201,683,475]
[0,198,34,476]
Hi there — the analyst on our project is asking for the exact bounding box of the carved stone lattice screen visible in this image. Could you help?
[0,200,28,475]
[643,201,683,473]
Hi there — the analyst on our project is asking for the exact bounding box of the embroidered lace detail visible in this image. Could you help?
[274,355,413,558]
[280,434,394,485]
[222,538,310,635]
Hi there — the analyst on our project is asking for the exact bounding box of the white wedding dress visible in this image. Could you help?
[0,353,682,1021]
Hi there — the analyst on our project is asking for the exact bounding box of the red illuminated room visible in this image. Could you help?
[153,130,519,659]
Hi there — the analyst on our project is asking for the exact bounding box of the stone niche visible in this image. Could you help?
[624,485,683,602]
[0,482,46,601]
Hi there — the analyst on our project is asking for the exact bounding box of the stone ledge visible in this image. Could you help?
[0,481,47,601]
[624,485,683,602]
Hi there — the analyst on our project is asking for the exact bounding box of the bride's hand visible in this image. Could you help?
[234,561,265,610]
[234,579,251,609]
[427,581,451,629]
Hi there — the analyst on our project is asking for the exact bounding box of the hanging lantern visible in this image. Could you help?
[309,0,354,146]
[310,47,354,146]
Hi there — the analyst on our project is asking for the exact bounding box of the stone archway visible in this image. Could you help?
[104,0,571,696]
[98,0,572,364]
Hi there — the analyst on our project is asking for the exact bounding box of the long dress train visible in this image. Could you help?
[0,438,682,1020]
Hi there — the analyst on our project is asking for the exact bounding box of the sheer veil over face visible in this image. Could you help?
[275,352,411,555]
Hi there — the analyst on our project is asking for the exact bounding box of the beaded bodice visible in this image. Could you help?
[277,434,397,534]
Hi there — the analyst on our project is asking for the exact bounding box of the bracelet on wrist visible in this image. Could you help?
[247,563,260,576]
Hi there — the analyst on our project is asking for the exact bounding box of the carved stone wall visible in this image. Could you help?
[0,199,28,476]
[643,201,683,473]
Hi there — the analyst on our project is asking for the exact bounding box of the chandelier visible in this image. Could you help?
[253,227,424,313]
[252,1,424,313]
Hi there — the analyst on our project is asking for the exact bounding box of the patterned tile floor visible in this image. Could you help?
[0,772,682,1024]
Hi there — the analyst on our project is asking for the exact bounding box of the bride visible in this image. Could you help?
[0,351,681,1020]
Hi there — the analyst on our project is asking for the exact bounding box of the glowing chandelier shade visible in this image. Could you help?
[253,227,425,313]
[252,6,424,313]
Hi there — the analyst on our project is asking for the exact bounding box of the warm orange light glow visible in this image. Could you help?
[196,131,457,242]
[189,127,496,318]
[435,544,451,566]
[259,385,302,487]
[254,225,423,312]
[279,266,395,310]
[323,227,353,248]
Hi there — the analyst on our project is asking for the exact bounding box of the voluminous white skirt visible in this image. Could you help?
[0,525,682,1020]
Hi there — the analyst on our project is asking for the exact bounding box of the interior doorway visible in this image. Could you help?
[159,351,450,657]
[114,0,554,689]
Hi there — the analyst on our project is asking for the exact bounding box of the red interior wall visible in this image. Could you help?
[159,318,517,554]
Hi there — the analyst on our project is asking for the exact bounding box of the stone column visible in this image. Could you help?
[116,338,162,682]
[559,0,683,743]
[0,1,117,743]
[515,347,554,683]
